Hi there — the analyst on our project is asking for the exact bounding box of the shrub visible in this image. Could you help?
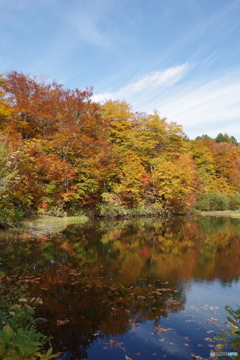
[196,192,229,211]
[98,202,163,218]
[0,198,25,228]
[0,278,57,360]
[215,305,240,355]
[229,192,240,210]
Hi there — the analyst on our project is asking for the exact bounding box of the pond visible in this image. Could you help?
[1,215,240,360]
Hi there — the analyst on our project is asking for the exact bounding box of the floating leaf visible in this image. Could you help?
[204,337,214,342]
[19,298,27,303]
[57,318,70,326]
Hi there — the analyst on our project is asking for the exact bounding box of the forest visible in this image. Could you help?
[0,71,240,227]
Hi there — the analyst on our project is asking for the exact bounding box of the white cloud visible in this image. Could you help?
[92,63,189,103]
[92,64,240,141]
[158,73,240,139]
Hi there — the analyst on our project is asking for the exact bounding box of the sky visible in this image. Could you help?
[1,0,240,140]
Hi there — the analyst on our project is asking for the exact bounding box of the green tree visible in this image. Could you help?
[195,134,212,141]
[215,133,238,144]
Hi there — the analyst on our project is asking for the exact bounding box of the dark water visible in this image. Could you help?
[1,216,240,360]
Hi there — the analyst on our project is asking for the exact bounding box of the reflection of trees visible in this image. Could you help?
[31,269,184,359]
[1,216,240,358]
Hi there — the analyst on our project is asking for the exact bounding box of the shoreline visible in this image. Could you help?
[1,209,240,234]
[196,210,240,218]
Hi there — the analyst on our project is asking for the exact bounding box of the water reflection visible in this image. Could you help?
[1,216,240,359]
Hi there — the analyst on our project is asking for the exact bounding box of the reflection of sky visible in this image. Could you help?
[129,320,191,359]
[113,279,240,360]
[185,279,240,309]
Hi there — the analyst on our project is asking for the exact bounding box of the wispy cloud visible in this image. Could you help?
[92,63,190,104]
[66,0,117,48]
[92,64,240,140]
[159,72,240,139]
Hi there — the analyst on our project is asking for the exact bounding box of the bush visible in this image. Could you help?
[215,305,240,355]
[98,202,163,218]
[196,192,229,211]
[0,198,25,228]
[0,278,57,360]
[229,192,240,210]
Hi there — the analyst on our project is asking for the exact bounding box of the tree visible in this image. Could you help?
[211,142,240,191]
[152,153,199,212]
[215,133,238,145]
[112,150,146,206]
[3,72,114,209]
[101,100,134,146]
[195,134,212,141]
[0,74,12,128]
[190,140,216,192]
[4,71,62,138]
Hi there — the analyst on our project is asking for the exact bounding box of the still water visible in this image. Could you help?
[1,216,240,360]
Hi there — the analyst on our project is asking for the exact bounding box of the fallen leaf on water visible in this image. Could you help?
[151,326,172,334]
[57,319,70,326]
[204,337,214,342]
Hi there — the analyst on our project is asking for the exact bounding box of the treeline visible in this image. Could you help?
[195,133,238,144]
[0,72,240,226]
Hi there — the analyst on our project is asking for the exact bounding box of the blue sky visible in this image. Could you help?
[1,0,240,140]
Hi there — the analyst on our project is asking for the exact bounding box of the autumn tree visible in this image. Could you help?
[0,74,12,125]
[211,142,240,192]
[190,139,217,193]
[4,71,63,138]
[152,153,199,213]
[131,111,185,205]
[3,72,115,210]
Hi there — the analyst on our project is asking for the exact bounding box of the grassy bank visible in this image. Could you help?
[197,210,240,218]
[21,214,89,236]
